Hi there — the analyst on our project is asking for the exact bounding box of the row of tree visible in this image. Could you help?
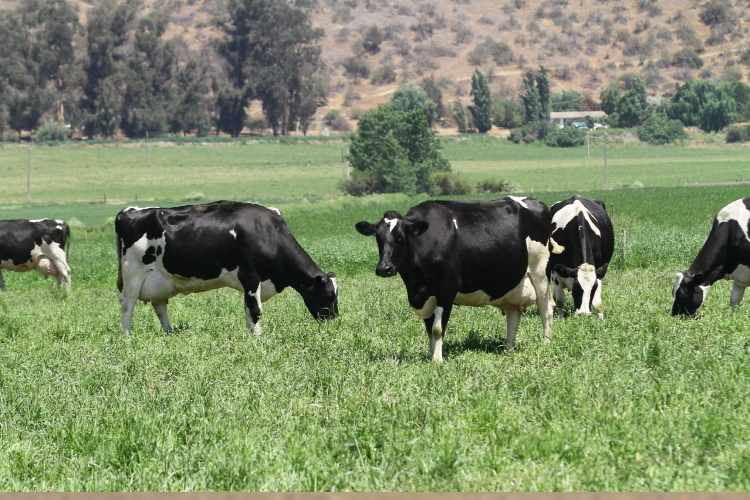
[0,0,326,139]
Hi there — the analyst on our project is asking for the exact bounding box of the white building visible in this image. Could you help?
[550,111,608,128]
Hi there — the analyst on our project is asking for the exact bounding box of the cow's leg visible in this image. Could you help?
[240,276,263,334]
[505,308,522,351]
[45,246,71,293]
[592,279,604,319]
[552,273,567,318]
[0,269,5,292]
[425,301,453,362]
[731,282,746,311]
[119,272,149,333]
[151,300,172,333]
[527,258,554,344]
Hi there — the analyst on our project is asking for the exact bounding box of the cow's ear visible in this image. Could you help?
[692,273,705,285]
[355,221,376,236]
[554,264,577,278]
[327,272,336,279]
[404,219,429,236]
[595,263,609,279]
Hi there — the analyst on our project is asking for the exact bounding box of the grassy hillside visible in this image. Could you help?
[3,0,748,133]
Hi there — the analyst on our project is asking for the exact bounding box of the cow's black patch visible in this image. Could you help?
[156,246,162,256]
[143,246,157,264]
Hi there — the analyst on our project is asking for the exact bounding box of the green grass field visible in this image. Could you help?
[0,140,750,490]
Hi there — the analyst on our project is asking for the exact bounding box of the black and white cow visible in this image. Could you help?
[548,196,614,318]
[672,198,750,316]
[355,196,553,361]
[0,219,71,292]
[116,201,339,333]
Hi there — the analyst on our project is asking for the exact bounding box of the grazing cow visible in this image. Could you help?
[355,197,553,361]
[0,219,71,292]
[672,198,750,316]
[548,196,614,318]
[116,201,339,333]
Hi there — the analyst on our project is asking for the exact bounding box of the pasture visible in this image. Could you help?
[0,140,749,490]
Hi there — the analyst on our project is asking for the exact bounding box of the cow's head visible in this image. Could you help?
[672,271,708,317]
[554,263,608,315]
[304,272,339,320]
[355,211,429,277]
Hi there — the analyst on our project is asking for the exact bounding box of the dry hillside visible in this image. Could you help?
[7,0,750,132]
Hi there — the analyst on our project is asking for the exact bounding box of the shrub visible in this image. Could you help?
[245,115,268,132]
[323,109,351,132]
[638,113,688,144]
[546,125,586,147]
[342,57,370,79]
[33,121,67,142]
[672,47,704,69]
[2,129,20,143]
[476,178,513,193]
[488,41,515,65]
[341,170,380,196]
[371,64,397,85]
[699,0,734,27]
[726,125,749,143]
[347,105,450,195]
[362,25,384,54]
[430,172,473,195]
[492,100,524,128]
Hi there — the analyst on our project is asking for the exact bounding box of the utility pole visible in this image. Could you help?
[27,147,32,202]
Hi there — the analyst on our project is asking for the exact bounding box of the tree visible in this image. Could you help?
[391,84,438,127]
[171,57,212,136]
[80,0,137,138]
[492,100,524,128]
[35,0,79,125]
[469,69,492,133]
[536,65,550,120]
[546,125,586,147]
[551,90,583,112]
[346,105,450,195]
[452,99,468,133]
[599,84,619,115]
[664,79,736,132]
[638,113,688,144]
[522,68,540,123]
[120,16,177,138]
[420,76,445,118]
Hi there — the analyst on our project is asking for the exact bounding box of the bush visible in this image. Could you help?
[347,105,450,195]
[726,125,749,143]
[546,125,586,147]
[371,64,397,85]
[638,113,688,144]
[509,120,549,143]
[430,172,473,195]
[476,179,513,193]
[245,115,268,132]
[3,129,21,142]
[34,121,67,142]
[342,57,370,79]
[341,170,380,196]
[492,100,524,128]
[323,110,351,132]
[672,47,704,69]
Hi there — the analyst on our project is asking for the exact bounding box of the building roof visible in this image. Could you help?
[550,111,608,119]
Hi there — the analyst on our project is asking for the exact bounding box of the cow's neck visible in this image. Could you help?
[688,221,728,286]
[271,245,324,295]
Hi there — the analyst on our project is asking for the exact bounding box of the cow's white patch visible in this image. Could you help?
[717,199,750,242]
[330,276,338,295]
[384,217,398,233]
[672,272,684,312]
[576,263,597,315]
[551,200,601,237]
[268,206,282,216]
[509,196,528,208]
[28,219,47,223]
[430,306,444,362]
[229,229,237,239]
[453,218,458,229]
[413,296,437,319]
[123,206,156,212]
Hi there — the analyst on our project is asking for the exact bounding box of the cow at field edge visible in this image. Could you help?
[355,197,553,361]
[672,198,750,316]
[0,219,71,292]
[548,196,614,318]
[116,201,339,333]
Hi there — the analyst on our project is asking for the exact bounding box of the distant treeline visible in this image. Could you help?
[0,0,326,140]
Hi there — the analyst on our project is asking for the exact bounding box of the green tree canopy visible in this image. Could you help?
[347,105,450,195]
[469,69,492,133]
[664,79,736,132]
[391,84,438,127]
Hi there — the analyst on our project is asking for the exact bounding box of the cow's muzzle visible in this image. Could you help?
[376,263,396,277]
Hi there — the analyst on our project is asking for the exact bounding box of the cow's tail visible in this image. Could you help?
[63,222,71,255]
